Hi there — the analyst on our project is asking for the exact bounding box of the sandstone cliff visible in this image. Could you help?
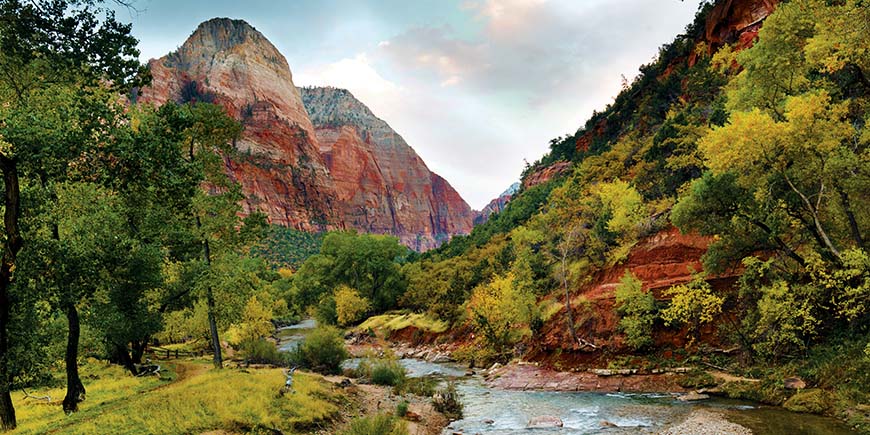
[140,18,339,231]
[301,87,474,251]
[140,18,474,250]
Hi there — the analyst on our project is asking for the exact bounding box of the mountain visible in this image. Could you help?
[301,87,474,251]
[474,182,520,225]
[139,18,472,250]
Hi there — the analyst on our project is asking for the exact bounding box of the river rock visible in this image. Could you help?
[483,418,494,424]
[527,415,563,428]
[600,420,618,427]
[432,353,451,363]
[784,376,806,389]
[677,391,710,401]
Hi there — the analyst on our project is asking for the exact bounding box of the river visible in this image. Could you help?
[276,320,857,434]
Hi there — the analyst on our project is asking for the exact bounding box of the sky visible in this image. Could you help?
[117,0,702,209]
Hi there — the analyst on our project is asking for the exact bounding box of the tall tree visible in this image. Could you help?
[0,0,144,425]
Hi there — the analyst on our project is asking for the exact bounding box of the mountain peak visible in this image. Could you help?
[189,18,263,51]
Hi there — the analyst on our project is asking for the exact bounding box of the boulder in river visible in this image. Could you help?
[527,415,563,428]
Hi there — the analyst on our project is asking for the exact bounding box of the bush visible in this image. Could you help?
[241,338,289,366]
[293,325,348,374]
[784,389,834,414]
[357,358,406,387]
[614,271,657,351]
[335,285,371,326]
[396,400,409,417]
[400,376,437,397]
[432,382,463,420]
[340,413,408,435]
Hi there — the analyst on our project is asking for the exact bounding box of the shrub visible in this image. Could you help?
[293,325,348,374]
[432,382,463,421]
[614,271,657,351]
[396,400,409,417]
[340,414,408,435]
[784,389,833,414]
[401,376,437,397]
[357,358,406,387]
[241,338,289,366]
[335,285,371,326]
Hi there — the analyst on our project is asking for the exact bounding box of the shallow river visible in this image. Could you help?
[279,320,856,434]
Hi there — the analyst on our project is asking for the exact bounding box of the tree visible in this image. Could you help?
[614,272,657,351]
[334,286,371,327]
[0,0,144,425]
[467,272,537,359]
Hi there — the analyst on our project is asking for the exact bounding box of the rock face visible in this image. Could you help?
[522,161,572,189]
[706,0,778,47]
[140,18,339,231]
[301,87,474,251]
[537,227,741,353]
[474,182,520,225]
[140,19,473,249]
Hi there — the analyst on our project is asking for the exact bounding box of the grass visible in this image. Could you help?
[357,312,448,336]
[15,358,345,435]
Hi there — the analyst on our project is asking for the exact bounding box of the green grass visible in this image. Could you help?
[357,313,448,335]
[15,359,345,435]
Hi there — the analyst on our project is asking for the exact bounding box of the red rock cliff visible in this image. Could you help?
[301,87,474,251]
[139,18,340,231]
[140,19,474,249]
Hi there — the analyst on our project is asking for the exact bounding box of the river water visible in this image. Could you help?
[277,320,857,434]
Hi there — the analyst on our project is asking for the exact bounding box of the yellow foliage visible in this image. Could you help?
[334,285,371,327]
[226,295,274,346]
[14,361,342,435]
[357,312,448,335]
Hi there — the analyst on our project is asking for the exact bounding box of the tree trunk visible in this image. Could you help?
[0,156,22,430]
[62,304,85,413]
[130,339,148,365]
[112,343,137,376]
[198,216,222,369]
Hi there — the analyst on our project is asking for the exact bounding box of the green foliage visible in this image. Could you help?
[784,389,834,414]
[357,359,406,387]
[240,338,289,366]
[339,414,408,435]
[614,272,657,351]
[395,400,409,417]
[677,370,718,390]
[291,231,408,315]
[292,326,348,375]
[226,296,275,346]
[253,226,324,269]
[752,281,821,359]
